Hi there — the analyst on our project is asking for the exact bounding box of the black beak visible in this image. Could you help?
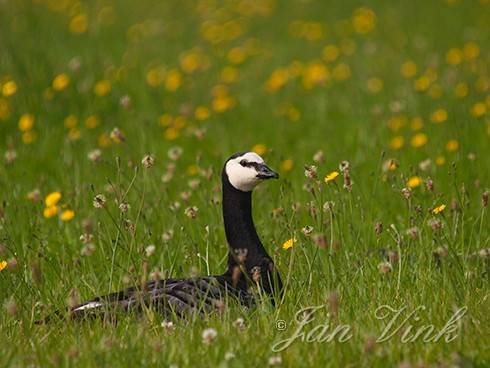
[256,163,279,179]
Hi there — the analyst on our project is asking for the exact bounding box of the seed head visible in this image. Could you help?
[304,165,318,179]
[119,202,130,213]
[201,328,218,345]
[184,206,198,219]
[482,191,489,207]
[87,149,102,163]
[141,154,155,168]
[109,127,125,143]
[93,194,107,208]
[374,222,383,236]
[313,150,325,163]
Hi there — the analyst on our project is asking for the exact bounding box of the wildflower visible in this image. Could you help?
[313,150,325,163]
[280,159,294,172]
[410,133,428,148]
[93,194,107,208]
[436,156,445,166]
[378,261,392,274]
[45,192,61,207]
[304,165,317,179]
[2,80,17,97]
[43,206,58,218]
[168,147,183,161]
[400,60,417,78]
[184,206,198,219]
[195,106,210,121]
[27,189,40,202]
[165,69,182,91]
[446,48,462,65]
[430,108,447,123]
[390,136,404,150]
[268,355,282,366]
[426,178,434,191]
[110,127,125,143]
[366,77,383,93]
[446,139,459,152]
[406,176,422,188]
[432,204,446,215]
[87,149,102,163]
[302,226,313,235]
[282,238,296,250]
[141,154,155,168]
[401,188,411,199]
[352,7,376,34]
[81,243,96,257]
[145,245,156,257]
[60,210,75,221]
[119,203,130,213]
[0,260,7,272]
[94,80,111,96]
[419,159,432,172]
[252,144,267,155]
[382,159,398,172]
[69,13,88,34]
[18,114,34,132]
[324,171,339,183]
[161,321,175,332]
[120,95,132,109]
[202,328,218,345]
[85,115,99,129]
[52,73,70,91]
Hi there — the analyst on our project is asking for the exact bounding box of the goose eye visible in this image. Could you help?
[239,160,247,167]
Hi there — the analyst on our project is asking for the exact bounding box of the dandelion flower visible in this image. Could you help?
[194,106,210,121]
[282,238,297,250]
[410,133,428,148]
[18,114,34,132]
[45,192,61,207]
[69,13,88,34]
[0,260,7,272]
[400,60,417,78]
[436,156,445,165]
[471,102,486,118]
[446,140,459,152]
[430,108,447,123]
[60,210,75,221]
[94,80,111,96]
[202,328,218,345]
[324,171,339,183]
[252,144,267,155]
[389,136,404,150]
[43,206,59,218]
[52,73,70,91]
[280,159,294,172]
[406,176,422,188]
[432,204,446,214]
[2,80,18,97]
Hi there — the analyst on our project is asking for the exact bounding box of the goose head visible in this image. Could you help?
[224,152,279,192]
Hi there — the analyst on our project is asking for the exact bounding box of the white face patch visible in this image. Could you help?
[72,301,103,312]
[225,152,265,192]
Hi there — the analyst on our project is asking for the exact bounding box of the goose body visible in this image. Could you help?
[68,152,282,319]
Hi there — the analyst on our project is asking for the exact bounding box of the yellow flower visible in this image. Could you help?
[164,127,179,141]
[43,206,59,218]
[69,13,88,34]
[446,48,462,65]
[432,204,446,215]
[94,80,111,96]
[186,164,199,176]
[52,73,70,91]
[281,159,294,172]
[2,80,18,97]
[146,67,164,87]
[85,115,99,129]
[60,209,75,221]
[352,7,376,34]
[366,77,383,93]
[0,98,10,120]
[471,102,486,118]
[446,139,459,152]
[324,171,339,183]
[322,44,340,62]
[410,117,424,130]
[430,108,447,123]
[390,136,404,150]
[400,60,417,78]
[302,61,329,90]
[227,47,246,64]
[18,114,34,131]
[252,144,267,155]
[22,131,37,144]
[195,106,210,121]
[165,69,182,91]
[463,41,479,60]
[436,156,445,166]
[0,260,7,272]
[410,133,428,148]
[454,82,468,98]
[332,63,351,81]
[407,176,422,188]
[282,238,297,250]
[45,191,61,207]
[264,68,289,93]
[414,76,430,92]
[64,114,78,128]
[98,133,111,147]
[220,66,239,83]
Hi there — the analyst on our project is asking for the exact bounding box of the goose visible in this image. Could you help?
[66,151,282,320]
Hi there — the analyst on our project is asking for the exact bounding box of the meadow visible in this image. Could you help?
[1,0,489,366]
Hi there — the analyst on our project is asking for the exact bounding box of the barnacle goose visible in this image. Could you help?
[67,152,282,319]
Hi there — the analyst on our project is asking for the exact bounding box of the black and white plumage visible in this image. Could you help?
[66,152,282,320]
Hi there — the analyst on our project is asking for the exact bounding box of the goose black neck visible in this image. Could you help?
[221,171,270,272]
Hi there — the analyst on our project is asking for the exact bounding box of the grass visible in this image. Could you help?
[1,0,489,366]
